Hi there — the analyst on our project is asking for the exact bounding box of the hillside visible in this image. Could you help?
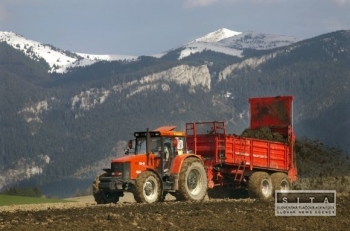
[0,30,349,197]
[0,32,138,73]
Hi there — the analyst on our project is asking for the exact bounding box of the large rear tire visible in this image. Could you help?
[271,172,291,193]
[92,173,120,204]
[248,172,273,200]
[177,158,207,201]
[133,171,162,203]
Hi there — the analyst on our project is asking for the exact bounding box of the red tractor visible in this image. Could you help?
[93,96,297,203]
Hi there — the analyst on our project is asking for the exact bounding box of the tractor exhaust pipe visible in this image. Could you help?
[146,128,151,165]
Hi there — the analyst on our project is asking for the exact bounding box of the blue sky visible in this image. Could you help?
[1,0,349,56]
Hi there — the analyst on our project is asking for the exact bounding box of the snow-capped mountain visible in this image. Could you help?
[178,28,302,59]
[193,28,242,43]
[219,31,301,50]
[1,28,301,73]
[0,31,137,73]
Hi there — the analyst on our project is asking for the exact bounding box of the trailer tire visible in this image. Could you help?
[177,158,207,201]
[133,171,162,203]
[92,173,120,204]
[271,172,291,193]
[248,172,273,200]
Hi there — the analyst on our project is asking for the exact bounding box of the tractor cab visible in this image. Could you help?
[128,126,186,174]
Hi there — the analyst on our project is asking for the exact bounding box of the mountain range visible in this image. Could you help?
[0,28,349,197]
[0,28,300,73]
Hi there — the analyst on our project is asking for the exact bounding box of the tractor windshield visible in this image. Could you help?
[135,137,162,155]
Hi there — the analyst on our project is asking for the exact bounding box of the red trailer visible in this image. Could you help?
[186,96,297,199]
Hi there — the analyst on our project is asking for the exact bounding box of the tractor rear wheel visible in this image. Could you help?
[133,171,162,203]
[248,172,273,200]
[92,173,120,204]
[271,172,291,193]
[177,158,207,201]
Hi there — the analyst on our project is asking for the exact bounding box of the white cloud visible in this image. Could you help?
[183,0,218,8]
[183,0,291,8]
[0,5,10,21]
[249,0,280,3]
[334,0,350,5]
[249,0,350,5]
[184,0,350,7]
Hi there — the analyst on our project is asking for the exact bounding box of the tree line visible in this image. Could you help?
[1,186,43,197]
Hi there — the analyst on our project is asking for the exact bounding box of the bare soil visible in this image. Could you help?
[1,193,349,231]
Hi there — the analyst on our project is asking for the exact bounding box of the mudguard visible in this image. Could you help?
[169,154,202,174]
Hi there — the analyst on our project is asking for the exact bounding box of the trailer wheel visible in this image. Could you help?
[133,171,162,203]
[271,172,291,193]
[177,158,207,201]
[92,173,120,204]
[248,172,273,200]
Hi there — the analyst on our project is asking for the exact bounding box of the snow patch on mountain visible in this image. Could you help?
[0,31,138,73]
[179,42,243,59]
[193,28,242,43]
[77,53,136,62]
[178,28,301,60]
[219,31,301,50]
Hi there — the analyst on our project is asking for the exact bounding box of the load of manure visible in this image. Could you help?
[241,126,287,143]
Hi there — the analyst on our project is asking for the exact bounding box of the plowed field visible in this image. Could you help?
[1,194,349,231]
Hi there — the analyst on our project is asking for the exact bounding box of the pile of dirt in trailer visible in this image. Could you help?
[241,126,287,143]
[1,196,349,231]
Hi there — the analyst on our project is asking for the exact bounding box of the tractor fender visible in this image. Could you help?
[169,154,202,174]
[145,167,163,183]
[169,154,202,191]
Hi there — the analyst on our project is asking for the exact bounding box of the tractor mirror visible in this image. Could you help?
[128,140,133,149]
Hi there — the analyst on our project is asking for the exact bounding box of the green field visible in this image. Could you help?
[0,195,72,206]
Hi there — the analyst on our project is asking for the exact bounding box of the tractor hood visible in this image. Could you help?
[111,154,153,164]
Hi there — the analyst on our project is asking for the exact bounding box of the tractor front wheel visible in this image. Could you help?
[92,173,120,204]
[133,171,162,203]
